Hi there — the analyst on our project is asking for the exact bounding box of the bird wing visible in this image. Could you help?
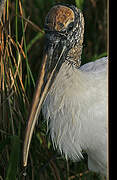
[79,57,108,73]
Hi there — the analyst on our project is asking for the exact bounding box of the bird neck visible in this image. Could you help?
[66,44,83,68]
[65,10,84,68]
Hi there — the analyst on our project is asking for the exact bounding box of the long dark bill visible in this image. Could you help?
[23,39,66,167]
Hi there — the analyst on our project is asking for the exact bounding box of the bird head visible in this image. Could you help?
[23,4,84,167]
[44,4,84,67]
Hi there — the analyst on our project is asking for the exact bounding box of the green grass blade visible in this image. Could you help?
[91,52,107,61]
[27,32,44,52]
[15,0,18,42]
[5,136,20,180]
[0,137,10,154]
[75,0,84,10]
[21,17,35,88]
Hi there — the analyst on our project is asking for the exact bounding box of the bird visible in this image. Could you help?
[23,4,108,177]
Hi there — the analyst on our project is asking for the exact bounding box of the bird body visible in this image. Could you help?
[42,57,108,175]
[23,4,108,177]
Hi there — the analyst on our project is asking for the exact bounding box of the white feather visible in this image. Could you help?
[42,57,108,175]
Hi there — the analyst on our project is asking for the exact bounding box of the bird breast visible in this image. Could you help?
[42,59,107,172]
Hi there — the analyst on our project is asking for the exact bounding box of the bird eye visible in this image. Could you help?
[67,22,74,32]
[58,22,64,29]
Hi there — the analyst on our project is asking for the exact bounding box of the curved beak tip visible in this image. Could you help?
[23,52,53,167]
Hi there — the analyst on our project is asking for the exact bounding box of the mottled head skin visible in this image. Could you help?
[45,5,75,31]
[45,4,84,67]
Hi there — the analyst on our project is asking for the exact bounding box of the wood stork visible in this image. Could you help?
[23,4,108,177]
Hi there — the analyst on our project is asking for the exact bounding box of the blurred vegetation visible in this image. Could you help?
[0,0,107,179]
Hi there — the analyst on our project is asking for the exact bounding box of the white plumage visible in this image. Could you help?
[42,57,108,175]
